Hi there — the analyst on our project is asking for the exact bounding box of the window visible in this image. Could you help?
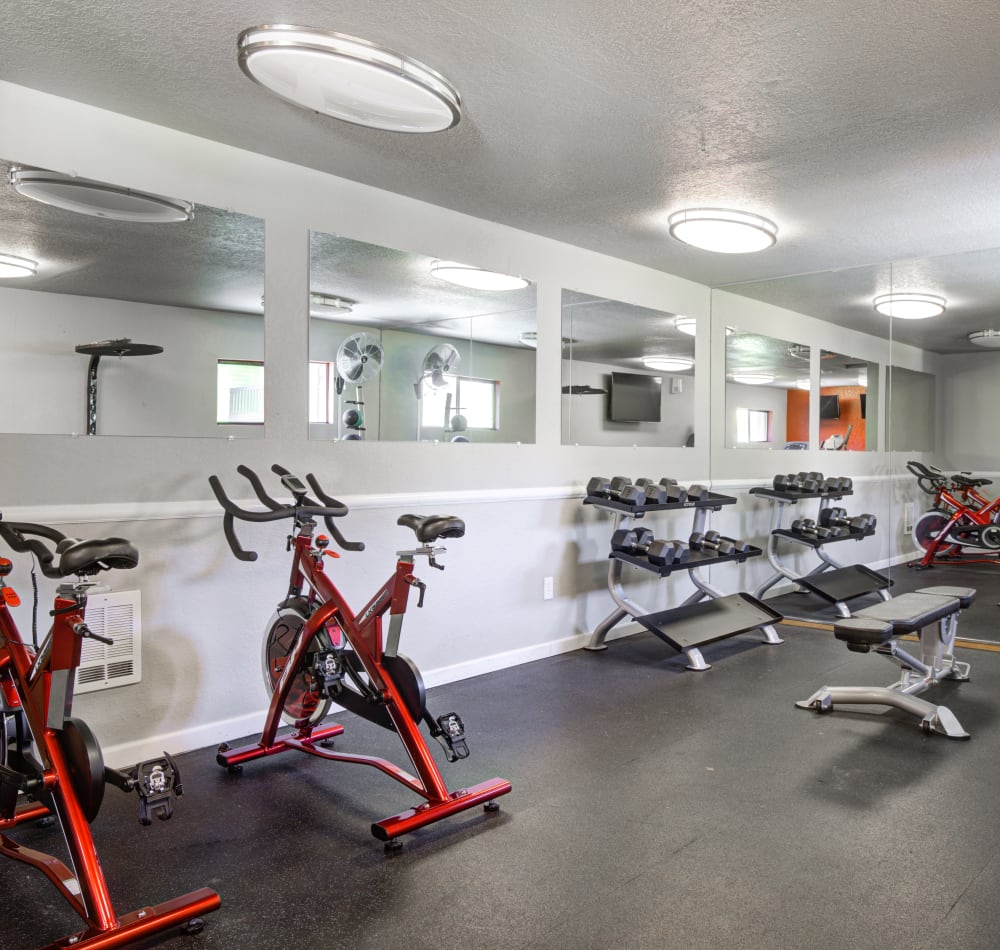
[735,407,771,443]
[217,360,264,424]
[420,374,499,430]
[309,360,336,424]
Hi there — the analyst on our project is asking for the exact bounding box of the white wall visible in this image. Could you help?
[0,80,961,766]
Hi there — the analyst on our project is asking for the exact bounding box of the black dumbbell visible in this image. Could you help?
[819,508,876,533]
[586,475,611,498]
[687,484,709,502]
[659,479,688,503]
[773,474,800,492]
[647,539,691,566]
[791,518,817,535]
[611,526,655,555]
[689,530,745,556]
[607,476,645,507]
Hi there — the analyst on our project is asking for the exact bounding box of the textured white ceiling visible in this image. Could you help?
[3,0,1000,352]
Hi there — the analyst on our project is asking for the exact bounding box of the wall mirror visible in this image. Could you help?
[886,366,935,451]
[309,231,536,443]
[0,159,265,437]
[561,290,695,447]
[724,330,811,449]
[819,350,878,452]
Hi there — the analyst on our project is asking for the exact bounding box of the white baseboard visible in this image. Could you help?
[102,629,599,766]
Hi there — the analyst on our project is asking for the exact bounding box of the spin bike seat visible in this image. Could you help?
[397,514,466,543]
[953,474,992,488]
[56,537,139,576]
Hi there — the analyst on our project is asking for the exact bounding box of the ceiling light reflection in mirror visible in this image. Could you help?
[725,330,811,449]
[0,159,264,438]
[561,290,695,447]
[309,231,536,443]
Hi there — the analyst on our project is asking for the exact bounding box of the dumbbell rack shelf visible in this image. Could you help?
[749,485,892,617]
[583,491,784,671]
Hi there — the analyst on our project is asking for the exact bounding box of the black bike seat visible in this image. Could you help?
[58,538,139,576]
[397,514,466,543]
[954,474,992,488]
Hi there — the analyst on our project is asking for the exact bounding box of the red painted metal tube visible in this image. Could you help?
[371,777,513,841]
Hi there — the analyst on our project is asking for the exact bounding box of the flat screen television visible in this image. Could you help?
[859,393,867,419]
[819,394,841,420]
[609,372,661,422]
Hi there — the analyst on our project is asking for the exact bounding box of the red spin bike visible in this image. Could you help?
[907,460,1000,568]
[0,517,219,949]
[209,464,512,851]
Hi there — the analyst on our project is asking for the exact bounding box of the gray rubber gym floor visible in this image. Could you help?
[3,563,1000,949]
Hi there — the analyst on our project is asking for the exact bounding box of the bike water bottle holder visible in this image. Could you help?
[434,712,470,762]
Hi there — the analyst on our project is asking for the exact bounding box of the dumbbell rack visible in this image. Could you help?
[749,485,892,618]
[583,491,783,671]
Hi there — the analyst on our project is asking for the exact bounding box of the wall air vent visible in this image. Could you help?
[75,590,142,694]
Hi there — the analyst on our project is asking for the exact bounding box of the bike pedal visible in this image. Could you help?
[435,712,470,762]
[127,752,183,825]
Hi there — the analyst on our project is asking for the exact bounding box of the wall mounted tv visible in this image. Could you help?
[859,393,867,419]
[609,372,662,422]
[819,394,841,419]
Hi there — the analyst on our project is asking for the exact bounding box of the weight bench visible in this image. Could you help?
[796,585,976,738]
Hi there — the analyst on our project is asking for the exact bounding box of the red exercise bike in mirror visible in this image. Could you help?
[209,464,512,851]
[907,460,1000,569]
[0,516,219,949]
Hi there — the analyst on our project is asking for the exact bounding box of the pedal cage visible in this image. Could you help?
[126,752,183,825]
[433,712,470,762]
[312,649,346,696]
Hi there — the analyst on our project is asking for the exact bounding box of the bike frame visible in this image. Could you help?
[915,483,1000,567]
[217,518,511,842]
[0,581,219,949]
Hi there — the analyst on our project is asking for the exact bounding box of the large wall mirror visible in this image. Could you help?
[309,231,536,443]
[0,160,264,437]
[561,290,695,447]
[819,350,878,452]
[724,330,811,450]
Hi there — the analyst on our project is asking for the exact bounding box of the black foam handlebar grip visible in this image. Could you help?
[0,520,68,578]
[305,473,365,552]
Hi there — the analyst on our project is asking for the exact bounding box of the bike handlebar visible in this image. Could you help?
[209,465,365,562]
[0,519,69,579]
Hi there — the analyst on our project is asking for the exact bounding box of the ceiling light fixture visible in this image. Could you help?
[430,260,529,291]
[968,329,1000,348]
[732,374,774,385]
[518,331,575,347]
[9,166,193,222]
[872,292,946,319]
[642,356,694,372]
[795,378,811,390]
[668,208,778,253]
[237,25,461,133]
[310,292,355,314]
[673,316,696,336]
[0,253,37,278]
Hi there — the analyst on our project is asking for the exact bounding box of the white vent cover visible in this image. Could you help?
[75,590,142,694]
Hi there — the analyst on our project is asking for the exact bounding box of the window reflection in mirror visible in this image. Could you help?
[0,159,265,437]
[725,331,811,449]
[561,290,695,446]
[818,351,878,451]
[309,231,536,443]
[887,366,935,451]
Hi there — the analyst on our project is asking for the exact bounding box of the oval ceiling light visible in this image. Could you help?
[795,378,811,390]
[310,292,355,314]
[237,25,461,133]
[642,356,694,372]
[668,208,778,253]
[968,329,1000,348]
[673,316,696,336]
[872,292,946,319]
[732,373,774,385]
[9,167,192,223]
[0,253,36,278]
[430,261,529,291]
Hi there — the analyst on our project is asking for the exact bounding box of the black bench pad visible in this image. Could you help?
[853,592,961,633]
[833,616,894,647]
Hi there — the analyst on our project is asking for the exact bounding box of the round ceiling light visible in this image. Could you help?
[238,25,461,133]
[310,292,354,314]
[795,378,811,390]
[9,167,192,222]
[872,292,946,319]
[642,356,694,372]
[732,374,774,385]
[668,208,778,253]
[0,253,37,278]
[673,316,696,336]
[430,261,529,291]
[968,329,1000,348]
